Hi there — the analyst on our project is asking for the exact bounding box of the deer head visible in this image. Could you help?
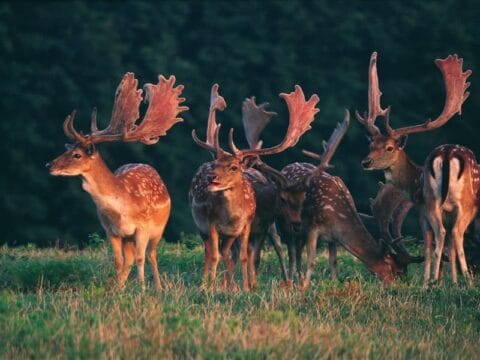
[257,110,350,232]
[192,84,320,193]
[356,52,471,171]
[48,73,188,176]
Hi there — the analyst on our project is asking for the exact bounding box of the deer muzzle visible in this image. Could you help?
[361,157,373,169]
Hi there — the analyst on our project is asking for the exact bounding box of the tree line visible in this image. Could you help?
[1,0,480,246]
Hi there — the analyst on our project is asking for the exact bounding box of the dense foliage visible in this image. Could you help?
[2,1,480,246]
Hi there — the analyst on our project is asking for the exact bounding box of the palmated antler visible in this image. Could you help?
[355,52,471,139]
[191,84,228,157]
[303,109,350,170]
[229,85,319,159]
[384,54,471,138]
[354,52,388,138]
[242,97,277,149]
[63,73,188,145]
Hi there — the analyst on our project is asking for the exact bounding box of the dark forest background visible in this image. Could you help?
[2,1,480,247]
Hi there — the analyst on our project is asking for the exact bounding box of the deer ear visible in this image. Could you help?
[86,144,96,155]
[240,155,259,169]
[396,135,408,149]
[65,143,74,150]
[303,173,313,189]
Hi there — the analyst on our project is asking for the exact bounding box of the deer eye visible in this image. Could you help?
[73,153,82,159]
[230,165,238,172]
[386,145,394,152]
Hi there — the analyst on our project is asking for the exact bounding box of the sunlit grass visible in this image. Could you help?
[1,239,479,359]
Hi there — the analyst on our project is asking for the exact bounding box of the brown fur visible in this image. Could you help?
[423,144,479,285]
[189,156,256,291]
[302,171,408,287]
[48,145,170,290]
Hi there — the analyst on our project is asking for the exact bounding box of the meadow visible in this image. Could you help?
[1,236,479,359]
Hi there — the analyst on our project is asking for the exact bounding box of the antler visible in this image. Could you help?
[302,109,350,170]
[229,85,319,159]
[63,110,84,144]
[383,54,471,138]
[63,73,188,145]
[242,97,277,149]
[355,52,388,138]
[125,75,188,144]
[191,84,229,157]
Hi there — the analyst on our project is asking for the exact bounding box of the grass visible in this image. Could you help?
[1,238,480,359]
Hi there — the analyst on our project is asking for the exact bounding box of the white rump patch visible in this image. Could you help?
[448,157,464,200]
[427,156,443,199]
[323,204,335,212]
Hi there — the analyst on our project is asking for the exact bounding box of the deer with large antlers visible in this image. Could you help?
[47,73,187,290]
[259,110,422,289]
[238,97,289,283]
[356,52,471,286]
[189,84,319,291]
[253,109,349,286]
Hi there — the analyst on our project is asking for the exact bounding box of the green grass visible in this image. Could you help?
[1,239,479,359]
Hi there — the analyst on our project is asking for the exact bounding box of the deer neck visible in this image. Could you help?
[337,213,387,265]
[385,150,422,201]
[218,178,252,213]
[81,156,124,203]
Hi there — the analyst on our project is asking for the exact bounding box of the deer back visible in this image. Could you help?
[424,144,480,212]
[303,171,412,283]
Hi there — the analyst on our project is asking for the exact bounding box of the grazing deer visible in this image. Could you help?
[189,84,319,291]
[355,52,471,286]
[423,144,480,285]
[47,73,187,290]
[301,158,423,287]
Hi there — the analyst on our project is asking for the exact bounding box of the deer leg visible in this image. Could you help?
[452,212,474,287]
[302,228,319,290]
[220,237,237,291]
[392,200,413,239]
[328,242,338,281]
[118,239,135,289]
[209,225,220,283]
[248,243,257,289]
[134,230,149,291]
[252,233,265,272]
[421,222,433,288]
[295,238,304,284]
[240,224,251,291]
[286,240,297,283]
[268,224,288,283]
[448,237,458,284]
[148,236,162,290]
[428,209,446,285]
[201,235,212,288]
[109,234,123,276]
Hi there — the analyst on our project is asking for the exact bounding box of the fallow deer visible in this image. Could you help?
[256,111,351,286]
[355,52,471,286]
[189,84,319,291]
[47,73,187,290]
[239,97,289,283]
[301,159,423,287]
[423,144,480,285]
[359,182,413,247]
